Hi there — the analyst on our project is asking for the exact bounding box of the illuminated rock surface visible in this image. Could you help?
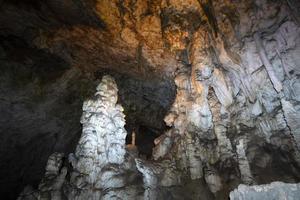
[18,76,142,200]
[230,182,300,200]
[1,0,300,199]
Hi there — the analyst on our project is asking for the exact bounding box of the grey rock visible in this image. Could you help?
[230,182,300,200]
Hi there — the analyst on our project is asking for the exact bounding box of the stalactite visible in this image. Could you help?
[276,48,291,79]
[253,32,283,92]
[197,0,219,37]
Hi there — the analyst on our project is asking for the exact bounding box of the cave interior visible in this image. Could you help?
[1,0,300,200]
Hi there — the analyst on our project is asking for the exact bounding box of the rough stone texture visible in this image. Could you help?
[18,75,143,200]
[69,75,127,186]
[2,0,300,199]
[17,75,212,200]
[230,182,300,200]
[236,139,255,185]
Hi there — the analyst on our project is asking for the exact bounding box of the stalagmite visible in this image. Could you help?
[236,139,255,185]
[204,165,222,194]
[17,76,139,200]
[186,132,204,179]
[131,130,136,146]
[69,75,127,189]
[135,158,161,200]
[152,132,173,161]
[214,124,234,159]
[30,153,67,200]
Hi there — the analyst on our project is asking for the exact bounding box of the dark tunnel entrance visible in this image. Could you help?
[95,70,176,160]
[125,125,165,159]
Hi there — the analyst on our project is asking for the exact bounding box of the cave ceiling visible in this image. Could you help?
[0,0,203,77]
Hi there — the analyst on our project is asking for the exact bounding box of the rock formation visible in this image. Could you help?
[1,0,300,199]
[18,75,142,200]
[18,152,67,200]
[230,182,300,200]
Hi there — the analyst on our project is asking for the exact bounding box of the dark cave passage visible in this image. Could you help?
[126,125,165,159]
[96,70,176,160]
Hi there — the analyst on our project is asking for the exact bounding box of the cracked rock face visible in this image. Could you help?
[2,0,300,199]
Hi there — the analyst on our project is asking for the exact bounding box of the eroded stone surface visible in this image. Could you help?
[3,0,300,199]
[18,76,142,200]
[230,182,300,200]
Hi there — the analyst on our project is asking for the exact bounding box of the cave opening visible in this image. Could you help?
[125,125,168,159]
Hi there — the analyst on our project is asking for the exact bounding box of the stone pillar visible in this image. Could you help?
[236,139,255,185]
[69,75,127,189]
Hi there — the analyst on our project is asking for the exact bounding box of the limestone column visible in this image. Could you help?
[236,139,255,185]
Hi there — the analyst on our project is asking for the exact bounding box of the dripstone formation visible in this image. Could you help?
[18,76,141,200]
[1,0,300,199]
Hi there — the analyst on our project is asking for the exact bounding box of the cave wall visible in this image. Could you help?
[161,0,300,195]
[1,0,300,199]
